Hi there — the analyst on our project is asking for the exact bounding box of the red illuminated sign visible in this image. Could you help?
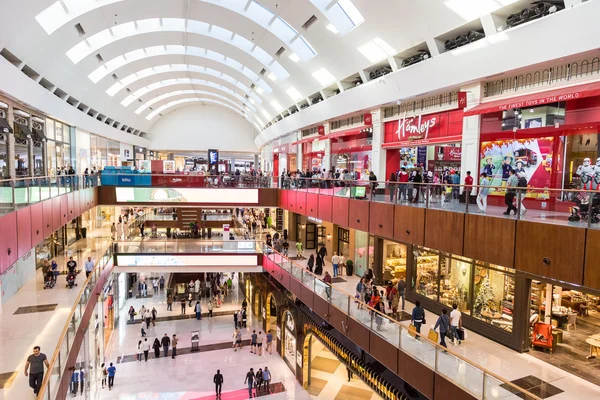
[364,113,373,125]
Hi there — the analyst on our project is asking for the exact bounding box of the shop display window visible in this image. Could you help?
[414,247,439,301]
[354,231,370,277]
[45,119,55,140]
[472,265,515,333]
[15,145,28,176]
[47,140,56,175]
[383,240,407,284]
[439,256,472,313]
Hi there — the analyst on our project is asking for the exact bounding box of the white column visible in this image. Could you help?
[460,83,485,192]
[322,123,331,172]
[296,142,303,171]
[371,109,386,180]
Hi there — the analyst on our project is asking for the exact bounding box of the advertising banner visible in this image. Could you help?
[115,187,259,204]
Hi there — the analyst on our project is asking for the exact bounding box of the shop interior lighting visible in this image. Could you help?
[65,18,289,80]
[309,0,365,36]
[312,67,336,86]
[37,1,316,61]
[88,45,272,94]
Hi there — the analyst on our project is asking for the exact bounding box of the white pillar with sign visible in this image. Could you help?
[371,109,386,180]
[460,83,485,191]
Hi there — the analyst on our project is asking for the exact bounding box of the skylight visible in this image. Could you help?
[358,38,396,63]
[146,98,251,121]
[288,53,300,63]
[312,68,336,86]
[271,101,283,112]
[309,0,365,36]
[286,87,303,102]
[261,109,271,120]
[105,64,262,105]
[267,73,278,82]
[38,1,316,61]
[326,24,339,34]
[135,90,248,116]
[65,18,290,80]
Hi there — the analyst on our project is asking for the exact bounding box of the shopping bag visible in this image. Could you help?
[457,328,465,341]
[428,328,439,342]
[463,329,468,340]
[408,324,417,338]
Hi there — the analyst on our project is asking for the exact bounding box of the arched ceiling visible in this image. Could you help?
[0,0,531,139]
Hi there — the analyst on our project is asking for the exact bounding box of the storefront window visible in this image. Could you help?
[439,256,472,313]
[414,247,439,300]
[97,136,108,169]
[337,228,350,260]
[283,311,296,370]
[47,140,56,175]
[354,231,370,277]
[14,143,28,176]
[108,140,120,166]
[55,123,64,142]
[472,265,515,333]
[383,240,407,284]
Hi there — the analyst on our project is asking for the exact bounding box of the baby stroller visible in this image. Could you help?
[569,192,600,224]
[66,265,78,289]
[43,270,55,289]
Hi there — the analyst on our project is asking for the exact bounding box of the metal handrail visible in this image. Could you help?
[36,246,113,400]
[263,245,543,400]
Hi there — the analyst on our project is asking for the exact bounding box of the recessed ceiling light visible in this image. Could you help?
[288,53,300,63]
[271,100,283,111]
[326,23,339,34]
[286,87,303,101]
[312,67,336,86]
[267,72,277,81]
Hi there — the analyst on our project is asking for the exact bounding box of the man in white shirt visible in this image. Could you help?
[141,338,151,361]
[84,257,94,278]
[331,253,340,278]
[449,304,462,345]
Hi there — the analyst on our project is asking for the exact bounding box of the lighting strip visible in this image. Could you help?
[65,18,290,80]
[88,45,272,94]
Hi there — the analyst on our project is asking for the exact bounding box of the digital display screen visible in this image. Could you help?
[208,149,219,167]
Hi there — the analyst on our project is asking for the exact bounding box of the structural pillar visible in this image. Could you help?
[27,134,34,177]
[371,108,386,180]
[254,154,259,171]
[6,105,15,179]
[460,82,485,192]
[41,139,48,176]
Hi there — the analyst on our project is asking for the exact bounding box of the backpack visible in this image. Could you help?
[517,177,527,188]
[356,281,363,293]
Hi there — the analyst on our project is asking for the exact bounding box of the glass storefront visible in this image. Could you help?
[283,311,297,371]
[354,231,370,277]
[382,240,407,284]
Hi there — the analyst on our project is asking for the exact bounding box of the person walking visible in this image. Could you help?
[295,240,303,258]
[24,346,49,397]
[101,363,108,389]
[166,295,173,311]
[144,309,151,330]
[266,330,273,354]
[388,172,398,202]
[159,275,165,291]
[477,172,490,214]
[214,369,224,398]
[331,252,340,278]
[250,330,258,354]
[84,257,94,278]
[151,307,157,326]
[318,244,327,266]
[180,296,186,315]
[195,301,202,320]
[141,338,151,361]
[234,329,243,351]
[241,308,247,328]
[323,271,332,300]
[136,340,143,361]
[244,368,255,398]
[152,338,161,358]
[110,223,117,240]
[314,253,323,275]
[171,334,178,358]
[263,367,272,394]
[161,333,170,357]
[208,299,214,317]
[434,308,451,350]
[503,169,518,215]
[450,304,462,345]
[128,306,136,323]
[397,278,406,311]
[307,254,314,273]
[255,368,264,392]
[517,172,528,216]
[411,300,426,340]
[233,309,238,328]
[107,363,116,390]
[257,331,264,356]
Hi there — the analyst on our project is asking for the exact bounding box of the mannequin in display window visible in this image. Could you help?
[593,158,600,191]
[576,157,595,190]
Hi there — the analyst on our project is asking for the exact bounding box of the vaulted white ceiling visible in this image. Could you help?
[0,0,533,139]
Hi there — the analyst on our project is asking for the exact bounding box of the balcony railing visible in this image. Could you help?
[112,239,262,254]
[262,245,542,400]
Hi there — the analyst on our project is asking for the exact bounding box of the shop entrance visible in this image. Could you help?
[337,228,350,261]
[306,223,316,249]
[528,281,600,386]
[302,333,381,399]
[265,292,278,349]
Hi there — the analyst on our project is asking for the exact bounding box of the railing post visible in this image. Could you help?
[465,187,469,214]
[11,182,16,211]
[588,190,594,229]
[482,372,487,400]
[516,192,522,219]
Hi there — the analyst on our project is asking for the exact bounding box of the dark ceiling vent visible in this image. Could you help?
[95,53,104,62]
[138,99,143,103]
[125,88,131,93]
[302,15,318,30]
[275,47,286,57]
[259,68,266,75]
[111,73,118,80]
[250,83,256,89]
[75,23,86,36]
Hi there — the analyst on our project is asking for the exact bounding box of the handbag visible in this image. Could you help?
[457,328,465,341]
[428,328,439,342]
[408,323,417,338]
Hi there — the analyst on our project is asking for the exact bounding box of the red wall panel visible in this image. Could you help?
[318,195,332,222]
[72,191,81,218]
[295,191,306,215]
[67,192,75,221]
[287,190,297,213]
[306,193,318,218]
[348,199,370,232]
[332,197,349,227]
[30,202,44,247]
[52,196,62,233]
[43,199,53,238]
[0,212,18,273]
[61,195,69,226]
[279,190,287,210]
[17,208,32,259]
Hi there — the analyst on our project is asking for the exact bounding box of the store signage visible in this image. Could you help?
[444,146,462,160]
[317,126,325,136]
[208,149,219,168]
[296,350,302,367]
[277,326,281,340]
[396,113,437,141]
[364,113,373,125]
[285,311,295,332]
[307,216,323,224]
[458,91,467,109]
[417,147,427,166]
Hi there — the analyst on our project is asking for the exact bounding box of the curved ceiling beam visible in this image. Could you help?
[121,78,257,110]
[88,45,272,94]
[141,92,245,118]
[36,0,316,61]
[136,89,253,116]
[147,98,260,132]
[107,64,261,106]
[308,0,365,36]
[65,18,289,80]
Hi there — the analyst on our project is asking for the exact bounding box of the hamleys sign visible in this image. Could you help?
[396,113,437,141]
[383,109,463,148]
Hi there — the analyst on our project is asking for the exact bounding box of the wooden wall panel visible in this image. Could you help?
[67,192,75,220]
[394,205,425,246]
[30,202,44,247]
[60,195,69,226]
[287,190,297,214]
[515,221,585,285]
[348,199,369,232]
[434,373,477,400]
[52,196,62,232]
[290,277,302,298]
[464,214,516,268]
[585,229,600,290]
[369,202,394,239]
[42,199,53,238]
[369,333,398,374]
[424,209,465,256]
[397,351,434,400]
[17,207,32,259]
[313,294,329,322]
[295,191,307,215]
[306,193,319,218]
[0,212,18,273]
[258,188,278,206]
[347,318,370,352]
[72,190,81,218]
[328,304,348,337]
[299,285,314,310]
[332,197,349,227]
[318,195,333,222]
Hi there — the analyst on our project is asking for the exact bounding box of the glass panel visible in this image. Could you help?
[483,374,524,399]
[47,140,56,175]
[414,247,439,300]
[439,257,472,313]
[302,271,314,290]
[354,230,369,277]
[330,287,349,313]
[399,327,436,368]
[383,240,407,285]
[314,279,329,301]
[349,302,372,329]
[473,267,514,333]
[437,348,484,399]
